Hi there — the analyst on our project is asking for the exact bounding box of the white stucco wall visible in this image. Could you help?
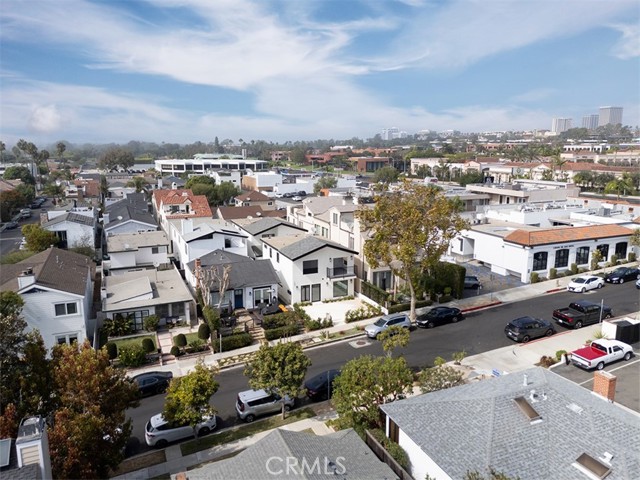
[45,221,95,248]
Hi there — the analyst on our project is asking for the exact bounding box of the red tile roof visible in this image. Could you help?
[504,224,633,246]
[153,189,212,217]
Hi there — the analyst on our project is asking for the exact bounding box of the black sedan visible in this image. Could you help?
[304,369,341,401]
[131,371,173,397]
[604,267,640,284]
[416,307,464,328]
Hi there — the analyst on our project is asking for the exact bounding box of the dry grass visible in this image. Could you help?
[112,450,166,476]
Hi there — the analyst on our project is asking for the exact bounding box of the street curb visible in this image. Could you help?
[461,301,503,313]
[545,287,565,293]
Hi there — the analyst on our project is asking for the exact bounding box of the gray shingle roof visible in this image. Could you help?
[380,367,640,480]
[42,212,95,227]
[231,217,304,236]
[0,247,93,295]
[262,234,357,261]
[187,250,279,290]
[185,428,398,480]
[105,193,156,228]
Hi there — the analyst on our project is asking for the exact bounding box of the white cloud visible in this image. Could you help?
[28,105,63,133]
[609,23,640,59]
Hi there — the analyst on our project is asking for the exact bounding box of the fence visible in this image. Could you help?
[364,430,413,480]
[361,280,390,306]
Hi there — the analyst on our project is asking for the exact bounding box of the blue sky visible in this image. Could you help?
[1,0,638,147]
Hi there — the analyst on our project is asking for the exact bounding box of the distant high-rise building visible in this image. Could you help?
[551,118,572,134]
[381,127,407,140]
[598,106,623,127]
[582,114,599,130]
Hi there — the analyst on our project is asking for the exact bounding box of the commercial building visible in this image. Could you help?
[598,106,623,126]
[582,114,599,130]
[551,117,572,134]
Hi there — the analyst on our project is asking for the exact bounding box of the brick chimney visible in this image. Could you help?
[194,258,202,289]
[593,371,617,402]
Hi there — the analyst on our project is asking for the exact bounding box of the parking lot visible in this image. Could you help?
[460,260,525,299]
[551,349,640,414]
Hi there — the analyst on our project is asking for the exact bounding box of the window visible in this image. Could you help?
[311,284,321,302]
[596,244,609,260]
[575,246,589,265]
[56,333,79,345]
[532,252,548,271]
[55,302,78,316]
[302,260,318,275]
[276,252,280,263]
[301,285,310,302]
[615,242,627,259]
[151,247,159,254]
[554,249,569,268]
[333,280,348,298]
[225,238,231,248]
[332,213,338,225]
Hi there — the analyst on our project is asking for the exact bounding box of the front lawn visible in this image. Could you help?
[111,334,157,351]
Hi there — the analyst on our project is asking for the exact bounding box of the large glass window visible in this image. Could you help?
[302,260,318,275]
[615,242,627,259]
[575,246,589,265]
[301,285,310,302]
[532,252,548,271]
[333,280,348,298]
[554,249,569,268]
[596,244,609,260]
[311,284,321,302]
[54,302,78,316]
[373,271,392,290]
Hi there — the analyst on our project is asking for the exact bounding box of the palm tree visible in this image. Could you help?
[604,177,634,201]
[126,176,149,193]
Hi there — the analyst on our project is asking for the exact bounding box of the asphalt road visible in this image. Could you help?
[0,199,52,257]
[125,281,640,457]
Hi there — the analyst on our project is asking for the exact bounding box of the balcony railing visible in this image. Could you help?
[326,266,355,279]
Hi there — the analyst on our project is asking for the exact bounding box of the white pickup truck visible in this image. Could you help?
[570,339,634,370]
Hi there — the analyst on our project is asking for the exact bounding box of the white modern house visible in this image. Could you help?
[262,234,358,304]
[41,212,97,250]
[101,267,195,331]
[104,230,171,275]
[0,248,95,353]
[172,218,248,269]
[230,217,307,258]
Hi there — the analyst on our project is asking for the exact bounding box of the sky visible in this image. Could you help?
[1,0,639,147]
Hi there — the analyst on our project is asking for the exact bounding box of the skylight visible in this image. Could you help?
[573,453,612,480]
[514,396,542,423]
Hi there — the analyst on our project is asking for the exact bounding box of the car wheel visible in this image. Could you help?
[284,404,291,412]
[620,279,624,284]
[580,287,586,293]
[545,329,554,337]
[596,362,605,371]
[426,322,435,329]
[156,385,165,395]
[155,439,168,448]
[597,283,603,289]
[521,335,530,343]
[575,321,583,329]
[198,427,210,437]
[244,414,255,423]
[451,316,459,323]
[605,313,613,319]
[624,352,632,361]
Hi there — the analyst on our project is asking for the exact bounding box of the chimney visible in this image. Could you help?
[15,416,52,480]
[593,371,617,402]
[18,268,36,289]
[182,218,194,234]
[194,258,202,289]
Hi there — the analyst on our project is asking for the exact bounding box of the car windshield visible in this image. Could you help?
[423,310,438,318]
[373,318,387,327]
[612,269,626,275]
[573,278,586,284]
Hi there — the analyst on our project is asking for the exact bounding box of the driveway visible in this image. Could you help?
[460,260,525,299]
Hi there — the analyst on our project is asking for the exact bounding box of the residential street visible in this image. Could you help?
[124,281,640,457]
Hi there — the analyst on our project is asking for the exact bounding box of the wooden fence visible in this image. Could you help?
[364,430,413,480]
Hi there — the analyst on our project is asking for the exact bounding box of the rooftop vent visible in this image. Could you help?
[573,453,612,480]
[514,396,542,423]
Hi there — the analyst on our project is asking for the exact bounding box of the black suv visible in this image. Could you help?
[505,316,555,343]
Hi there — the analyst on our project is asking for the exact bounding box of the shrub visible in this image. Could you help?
[203,305,220,332]
[530,272,539,284]
[105,342,118,360]
[263,311,298,330]
[304,317,333,331]
[173,333,187,348]
[628,252,637,262]
[538,355,556,368]
[438,294,453,303]
[452,350,467,365]
[141,337,156,353]
[387,299,432,314]
[188,339,205,352]
[143,315,160,332]
[610,254,618,266]
[264,323,300,341]
[555,350,568,362]
[549,268,557,279]
[570,263,578,275]
[368,429,409,470]
[198,323,211,341]
[212,332,253,353]
[345,303,383,322]
[118,344,147,367]
[170,346,181,357]
[103,314,132,337]
[292,303,312,322]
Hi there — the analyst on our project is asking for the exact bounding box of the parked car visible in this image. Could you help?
[236,389,295,423]
[291,195,303,202]
[364,313,411,339]
[19,208,32,219]
[464,275,481,289]
[144,413,216,448]
[552,300,613,329]
[4,221,18,230]
[603,267,640,284]
[304,369,341,401]
[274,192,284,198]
[636,277,640,289]
[416,307,464,328]
[570,339,633,370]
[566,275,604,293]
[132,371,173,397]
[296,191,307,197]
[504,316,555,343]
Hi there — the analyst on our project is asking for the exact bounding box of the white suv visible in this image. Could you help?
[236,389,295,423]
[144,413,216,448]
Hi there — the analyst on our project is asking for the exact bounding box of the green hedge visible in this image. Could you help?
[304,317,333,331]
[262,311,298,329]
[212,332,253,353]
[344,303,383,323]
[264,324,300,341]
[361,281,390,305]
[118,344,147,367]
[388,299,433,314]
[420,262,466,299]
[368,429,409,470]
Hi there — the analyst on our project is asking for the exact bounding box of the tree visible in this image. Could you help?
[590,248,604,272]
[373,166,399,185]
[201,264,232,310]
[21,224,59,252]
[42,183,65,203]
[162,359,219,428]
[378,325,410,357]
[244,341,311,419]
[215,182,240,206]
[98,147,135,171]
[418,364,465,393]
[313,176,337,194]
[3,165,35,185]
[56,142,67,160]
[126,176,149,193]
[629,229,640,256]
[356,179,469,321]
[332,355,413,430]
[458,169,484,186]
[48,342,139,479]
[185,175,216,189]
[604,177,635,200]
[99,175,109,201]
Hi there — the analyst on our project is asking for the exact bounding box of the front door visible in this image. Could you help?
[234,289,243,309]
